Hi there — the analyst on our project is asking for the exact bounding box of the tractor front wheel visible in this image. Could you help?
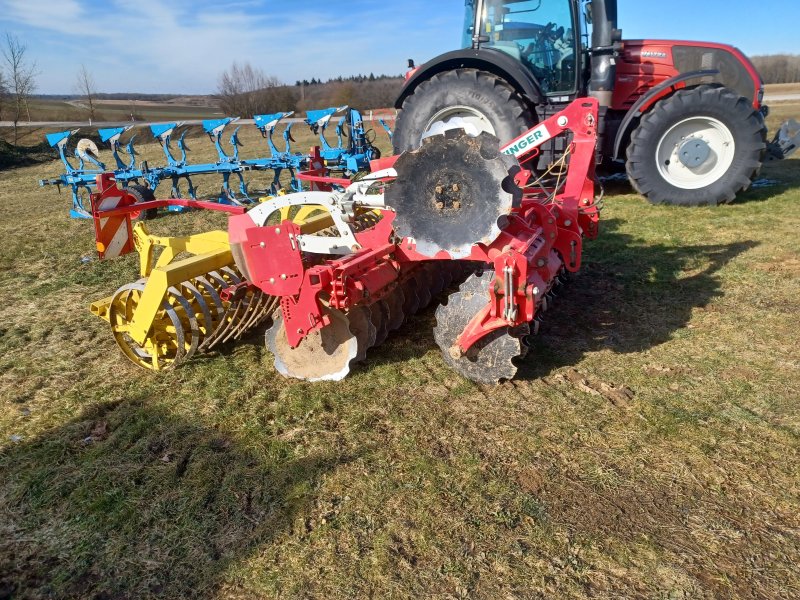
[626,85,766,206]
[393,69,534,153]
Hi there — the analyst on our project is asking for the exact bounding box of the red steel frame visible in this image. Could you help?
[89,173,246,260]
[297,148,401,191]
[297,147,352,191]
[234,98,601,354]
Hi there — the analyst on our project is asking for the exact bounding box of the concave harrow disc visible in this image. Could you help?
[386,130,522,258]
[433,271,528,384]
[265,263,463,381]
[108,266,276,371]
[267,307,359,382]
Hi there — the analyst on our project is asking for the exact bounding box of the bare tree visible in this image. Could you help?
[219,64,404,115]
[75,63,97,123]
[752,54,800,84]
[2,33,37,144]
[0,67,8,121]
[217,62,296,117]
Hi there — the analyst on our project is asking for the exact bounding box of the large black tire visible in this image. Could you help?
[126,184,158,221]
[626,85,767,206]
[393,68,535,154]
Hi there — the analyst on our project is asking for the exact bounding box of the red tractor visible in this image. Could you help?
[394,0,795,206]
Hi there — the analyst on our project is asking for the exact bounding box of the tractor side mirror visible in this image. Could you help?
[408,59,416,69]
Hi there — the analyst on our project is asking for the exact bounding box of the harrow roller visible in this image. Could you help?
[91,222,278,371]
[107,281,192,371]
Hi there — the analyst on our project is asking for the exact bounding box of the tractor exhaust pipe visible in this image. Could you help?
[589,0,620,108]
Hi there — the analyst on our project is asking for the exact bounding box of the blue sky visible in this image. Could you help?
[1,0,797,94]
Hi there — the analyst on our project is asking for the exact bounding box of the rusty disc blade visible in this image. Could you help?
[400,275,421,317]
[433,271,525,384]
[369,300,390,346]
[347,305,376,362]
[267,307,359,382]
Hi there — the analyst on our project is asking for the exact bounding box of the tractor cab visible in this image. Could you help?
[462,0,580,95]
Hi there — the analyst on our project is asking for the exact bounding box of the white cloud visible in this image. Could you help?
[0,0,462,93]
[1,0,86,34]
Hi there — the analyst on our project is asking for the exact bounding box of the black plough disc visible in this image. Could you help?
[386,130,522,259]
[433,271,527,384]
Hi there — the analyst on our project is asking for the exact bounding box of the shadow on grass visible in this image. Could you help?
[362,218,756,379]
[0,397,355,598]
[517,218,757,379]
[0,139,55,170]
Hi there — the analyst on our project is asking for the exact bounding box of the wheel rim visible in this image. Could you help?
[423,106,496,143]
[655,116,736,190]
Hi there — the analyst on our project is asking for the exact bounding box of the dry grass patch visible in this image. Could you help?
[0,111,799,598]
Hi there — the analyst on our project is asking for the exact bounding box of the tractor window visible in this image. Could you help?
[467,0,577,95]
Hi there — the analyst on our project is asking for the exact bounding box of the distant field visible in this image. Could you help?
[12,96,224,125]
[765,82,800,95]
[762,98,797,131]
[0,78,794,129]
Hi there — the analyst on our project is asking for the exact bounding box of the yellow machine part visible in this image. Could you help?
[258,194,325,224]
[91,204,345,372]
[91,223,276,371]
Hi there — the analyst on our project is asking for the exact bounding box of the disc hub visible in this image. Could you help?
[432,176,466,211]
[678,137,712,168]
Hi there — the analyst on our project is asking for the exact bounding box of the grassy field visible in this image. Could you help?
[1,106,799,599]
[3,81,794,128]
[765,82,800,96]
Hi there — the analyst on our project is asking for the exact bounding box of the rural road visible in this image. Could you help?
[1,94,795,130]
[764,93,800,103]
[0,115,397,129]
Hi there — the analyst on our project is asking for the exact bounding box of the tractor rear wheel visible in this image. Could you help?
[626,85,766,206]
[393,69,535,153]
[127,184,159,221]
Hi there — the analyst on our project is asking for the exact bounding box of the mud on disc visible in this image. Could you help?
[386,130,522,259]
[267,307,359,382]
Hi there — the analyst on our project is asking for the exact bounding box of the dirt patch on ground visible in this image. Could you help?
[518,446,800,598]
[551,368,635,407]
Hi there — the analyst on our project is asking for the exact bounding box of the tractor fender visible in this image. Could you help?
[395,48,545,109]
[612,69,720,160]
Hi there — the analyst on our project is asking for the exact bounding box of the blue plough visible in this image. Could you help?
[39,105,392,219]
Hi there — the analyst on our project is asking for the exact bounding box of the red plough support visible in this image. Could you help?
[231,98,602,382]
[90,173,245,260]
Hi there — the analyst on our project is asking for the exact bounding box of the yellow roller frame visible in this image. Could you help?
[91,223,234,346]
[91,210,338,351]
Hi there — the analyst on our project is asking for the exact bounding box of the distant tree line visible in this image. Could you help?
[216,62,403,118]
[752,55,800,84]
[0,64,6,117]
[294,73,398,86]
